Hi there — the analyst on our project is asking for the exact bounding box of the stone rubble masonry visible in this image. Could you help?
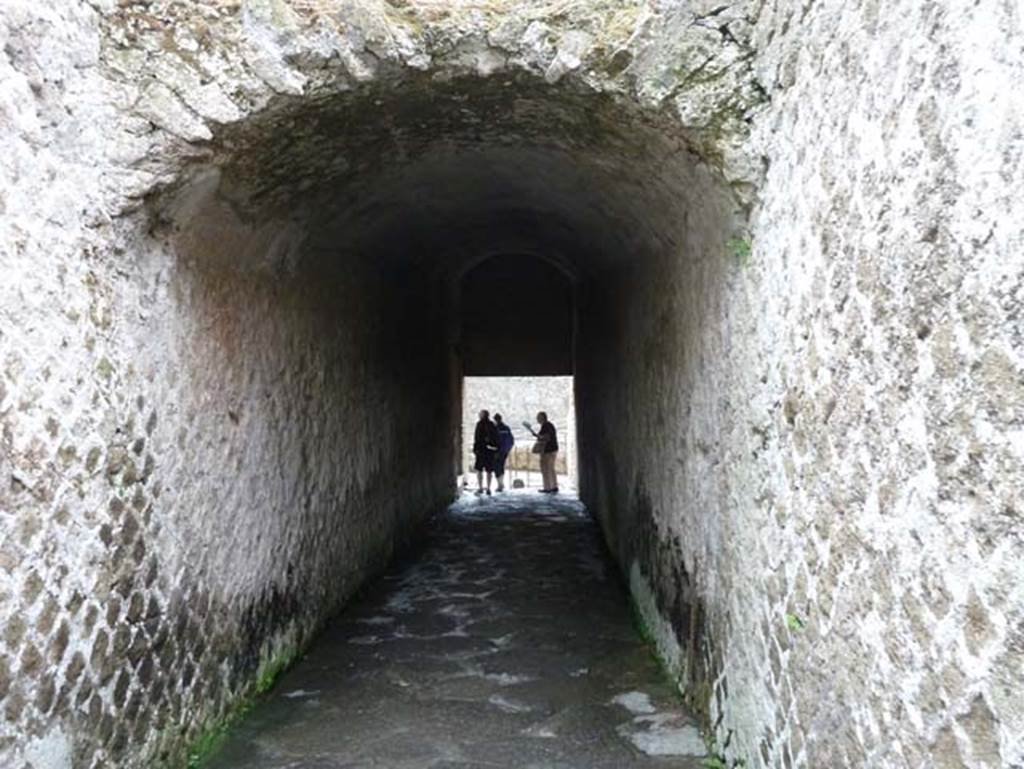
[0,2,1021,769]
[2,3,459,767]
[579,2,1024,768]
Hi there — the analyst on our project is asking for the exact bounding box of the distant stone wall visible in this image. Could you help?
[505,445,568,476]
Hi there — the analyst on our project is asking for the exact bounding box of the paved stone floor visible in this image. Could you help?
[203,492,705,769]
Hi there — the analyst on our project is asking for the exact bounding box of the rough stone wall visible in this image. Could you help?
[0,5,454,768]
[580,2,1024,768]
[5,1,1021,769]
[574,152,741,725]
[743,2,1024,765]
[1,159,454,768]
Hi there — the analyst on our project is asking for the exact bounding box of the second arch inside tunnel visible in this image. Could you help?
[459,252,575,377]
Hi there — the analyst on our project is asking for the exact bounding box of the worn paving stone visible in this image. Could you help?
[202,492,704,769]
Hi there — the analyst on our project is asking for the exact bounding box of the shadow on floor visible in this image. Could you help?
[201,491,705,769]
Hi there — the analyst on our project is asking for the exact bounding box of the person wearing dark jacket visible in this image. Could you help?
[473,410,500,495]
[525,412,559,493]
[493,413,515,492]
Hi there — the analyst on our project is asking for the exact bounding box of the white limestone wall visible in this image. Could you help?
[579,2,1024,768]
[0,6,454,767]
[3,2,1022,769]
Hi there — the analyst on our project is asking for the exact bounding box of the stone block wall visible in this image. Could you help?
[579,2,1024,768]
[0,7,455,766]
[1,188,454,769]
[3,1,1022,768]
[1,203,454,769]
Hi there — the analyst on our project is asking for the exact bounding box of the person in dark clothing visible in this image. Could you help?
[473,410,500,495]
[493,413,515,492]
[524,411,559,493]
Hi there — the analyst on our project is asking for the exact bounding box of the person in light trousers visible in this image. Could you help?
[525,412,559,493]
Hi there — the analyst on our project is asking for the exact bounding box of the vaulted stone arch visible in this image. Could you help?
[2,2,1022,768]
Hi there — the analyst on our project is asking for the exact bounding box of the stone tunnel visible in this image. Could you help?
[1,1,1022,768]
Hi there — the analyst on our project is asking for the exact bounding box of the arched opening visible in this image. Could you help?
[6,4,1015,769]
[457,253,578,491]
[458,253,575,378]
[150,67,740,763]
[17,4,1016,769]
